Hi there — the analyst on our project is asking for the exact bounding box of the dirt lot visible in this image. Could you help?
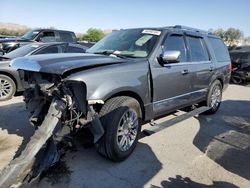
[0,84,249,188]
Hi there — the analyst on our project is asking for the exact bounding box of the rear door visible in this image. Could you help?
[185,34,213,102]
[150,32,193,116]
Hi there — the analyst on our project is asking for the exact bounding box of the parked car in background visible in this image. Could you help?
[0,42,87,61]
[0,42,87,101]
[230,46,250,83]
[0,29,77,54]
[0,35,16,39]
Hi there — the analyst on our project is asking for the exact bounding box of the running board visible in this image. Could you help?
[143,106,210,136]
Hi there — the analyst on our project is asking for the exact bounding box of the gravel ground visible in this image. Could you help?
[0,84,249,188]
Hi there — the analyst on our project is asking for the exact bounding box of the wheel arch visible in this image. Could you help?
[104,90,145,121]
[209,74,224,90]
[216,77,224,88]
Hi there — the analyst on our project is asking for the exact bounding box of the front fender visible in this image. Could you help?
[88,79,146,102]
[0,66,23,91]
[65,61,150,105]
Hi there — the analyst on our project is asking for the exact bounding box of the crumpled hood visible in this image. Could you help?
[10,53,128,75]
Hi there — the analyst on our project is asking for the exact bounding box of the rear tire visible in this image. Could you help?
[0,74,16,101]
[203,80,222,114]
[95,96,142,162]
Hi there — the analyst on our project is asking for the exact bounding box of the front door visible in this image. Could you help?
[150,33,193,116]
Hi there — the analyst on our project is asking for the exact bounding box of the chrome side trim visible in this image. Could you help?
[163,61,211,67]
[153,88,208,105]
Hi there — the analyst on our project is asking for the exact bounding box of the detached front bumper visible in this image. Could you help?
[0,100,66,187]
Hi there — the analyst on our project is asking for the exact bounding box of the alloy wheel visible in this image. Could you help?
[116,109,138,152]
[0,78,13,99]
[210,85,221,109]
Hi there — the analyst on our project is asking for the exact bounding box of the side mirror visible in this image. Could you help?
[161,50,181,64]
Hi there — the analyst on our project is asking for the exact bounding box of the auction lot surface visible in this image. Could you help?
[0,84,250,188]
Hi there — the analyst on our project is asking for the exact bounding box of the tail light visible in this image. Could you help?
[229,63,232,74]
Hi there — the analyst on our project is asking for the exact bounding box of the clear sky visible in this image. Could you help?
[0,0,249,36]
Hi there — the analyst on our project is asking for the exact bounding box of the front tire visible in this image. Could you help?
[95,96,142,162]
[0,74,16,101]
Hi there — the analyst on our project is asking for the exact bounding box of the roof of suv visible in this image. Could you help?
[164,25,212,34]
[124,25,215,37]
[32,29,75,34]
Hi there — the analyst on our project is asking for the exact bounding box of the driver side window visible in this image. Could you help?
[38,31,56,42]
[163,35,187,62]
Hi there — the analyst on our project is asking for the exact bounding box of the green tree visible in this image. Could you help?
[211,28,243,49]
[211,28,225,39]
[81,28,105,42]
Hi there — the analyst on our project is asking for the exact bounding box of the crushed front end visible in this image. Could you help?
[22,71,88,129]
[0,70,104,187]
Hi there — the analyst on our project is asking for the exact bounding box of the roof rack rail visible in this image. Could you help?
[173,25,211,34]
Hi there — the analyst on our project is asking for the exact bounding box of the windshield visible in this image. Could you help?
[21,30,40,40]
[87,29,161,58]
[3,44,39,59]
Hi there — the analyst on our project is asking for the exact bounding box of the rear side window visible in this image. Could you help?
[164,35,187,62]
[67,46,85,53]
[60,32,75,42]
[208,37,230,62]
[35,45,59,54]
[186,36,209,62]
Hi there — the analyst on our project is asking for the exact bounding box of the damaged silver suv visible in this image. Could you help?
[10,26,231,163]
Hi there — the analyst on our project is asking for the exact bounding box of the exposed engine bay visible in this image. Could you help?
[23,71,88,128]
[0,71,104,187]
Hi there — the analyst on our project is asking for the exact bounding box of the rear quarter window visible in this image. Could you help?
[59,32,76,42]
[208,37,230,62]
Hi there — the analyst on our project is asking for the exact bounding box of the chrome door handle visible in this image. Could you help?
[182,69,189,75]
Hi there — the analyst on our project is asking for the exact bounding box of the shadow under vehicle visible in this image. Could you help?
[194,99,250,180]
